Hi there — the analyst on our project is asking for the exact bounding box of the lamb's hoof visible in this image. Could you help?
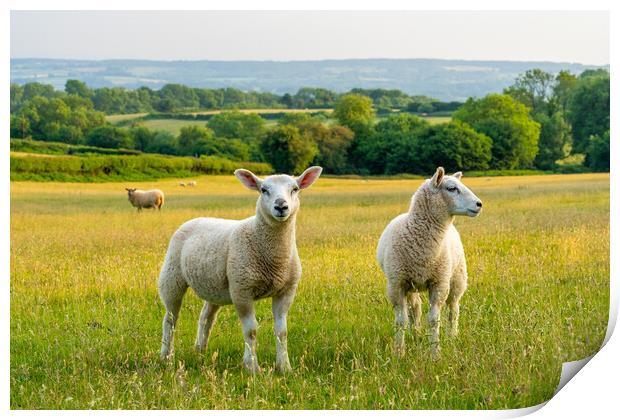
[244,361,261,375]
[276,362,292,374]
[431,346,441,361]
[195,343,206,354]
[160,351,173,362]
[393,343,406,357]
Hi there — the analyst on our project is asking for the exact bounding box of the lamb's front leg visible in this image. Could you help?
[428,286,448,359]
[235,300,260,373]
[272,290,296,373]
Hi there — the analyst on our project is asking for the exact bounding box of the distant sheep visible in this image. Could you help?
[188,181,197,187]
[376,167,482,357]
[125,188,165,212]
[179,182,186,187]
[157,166,323,373]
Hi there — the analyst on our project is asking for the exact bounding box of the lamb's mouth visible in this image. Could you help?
[272,213,290,221]
[466,208,481,217]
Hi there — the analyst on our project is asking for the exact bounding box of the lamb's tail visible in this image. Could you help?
[158,194,165,210]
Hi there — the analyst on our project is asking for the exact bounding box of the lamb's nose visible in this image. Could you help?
[274,199,288,212]
[476,201,483,208]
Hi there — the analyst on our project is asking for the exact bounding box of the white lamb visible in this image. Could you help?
[157,166,323,373]
[188,181,197,187]
[125,188,164,211]
[376,167,482,357]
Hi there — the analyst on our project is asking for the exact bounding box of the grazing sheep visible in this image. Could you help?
[158,166,323,373]
[188,181,197,187]
[376,167,482,357]
[125,188,165,211]
[179,182,186,187]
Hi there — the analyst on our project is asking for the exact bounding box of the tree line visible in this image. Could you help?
[9,68,609,174]
[10,81,459,115]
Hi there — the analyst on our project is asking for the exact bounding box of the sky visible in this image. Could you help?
[10,11,610,65]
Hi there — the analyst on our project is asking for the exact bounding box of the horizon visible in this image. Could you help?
[10,56,609,66]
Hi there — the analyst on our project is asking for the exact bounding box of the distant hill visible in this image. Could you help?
[10,58,604,101]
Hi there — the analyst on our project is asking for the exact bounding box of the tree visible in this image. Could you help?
[585,131,609,172]
[504,69,555,114]
[285,117,354,174]
[65,79,92,98]
[355,114,430,175]
[553,70,578,114]
[416,121,492,173]
[333,94,375,133]
[260,125,318,173]
[10,83,24,113]
[10,114,30,139]
[144,131,178,155]
[533,112,572,169]
[453,94,540,169]
[568,70,610,153]
[87,125,133,149]
[177,125,215,157]
[130,126,156,151]
[207,111,266,143]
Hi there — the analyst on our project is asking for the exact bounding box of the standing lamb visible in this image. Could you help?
[125,188,165,211]
[157,166,323,373]
[188,180,197,187]
[376,167,482,357]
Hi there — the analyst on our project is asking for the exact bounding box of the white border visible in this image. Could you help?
[3,1,616,419]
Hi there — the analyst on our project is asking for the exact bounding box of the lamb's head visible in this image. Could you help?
[427,167,482,218]
[235,166,323,222]
[125,188,137,198]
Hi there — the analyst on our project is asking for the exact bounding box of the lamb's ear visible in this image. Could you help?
[453,171,463,180]
[125,188,130,192]
[297,166,323,189]
[431,167,445,188]
[234,169,262,191]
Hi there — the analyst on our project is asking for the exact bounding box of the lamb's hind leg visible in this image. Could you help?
[195,302,221,353]
[158,270,188,360]
[387,281,408,355]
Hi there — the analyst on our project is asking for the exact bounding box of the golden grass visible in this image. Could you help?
[10,173,609,409]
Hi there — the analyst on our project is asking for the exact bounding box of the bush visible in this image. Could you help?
[10,138,141,156]
[10,153,273,182]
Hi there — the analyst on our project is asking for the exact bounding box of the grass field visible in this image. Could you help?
[10,173,609,409]
[135,119,210,136]
[105,113,149,123]
[109,110,449,135]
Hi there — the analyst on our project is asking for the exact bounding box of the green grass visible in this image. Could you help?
[10,173,609,409]
[105,113,149,123]
[422,116,452,125]
[136,119,210,136]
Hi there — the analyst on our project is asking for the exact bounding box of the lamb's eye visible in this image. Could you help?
[447,186,459,193]
[260,187,269,194]
[292,186,299,193]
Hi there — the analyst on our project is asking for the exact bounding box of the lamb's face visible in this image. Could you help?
[430,168,482,218]
[235,167,323,223]
[259,175,302,221]
[125,188,137,198]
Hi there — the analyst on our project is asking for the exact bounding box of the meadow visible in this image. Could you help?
[107,111,450,135]
[10,173,609,409]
